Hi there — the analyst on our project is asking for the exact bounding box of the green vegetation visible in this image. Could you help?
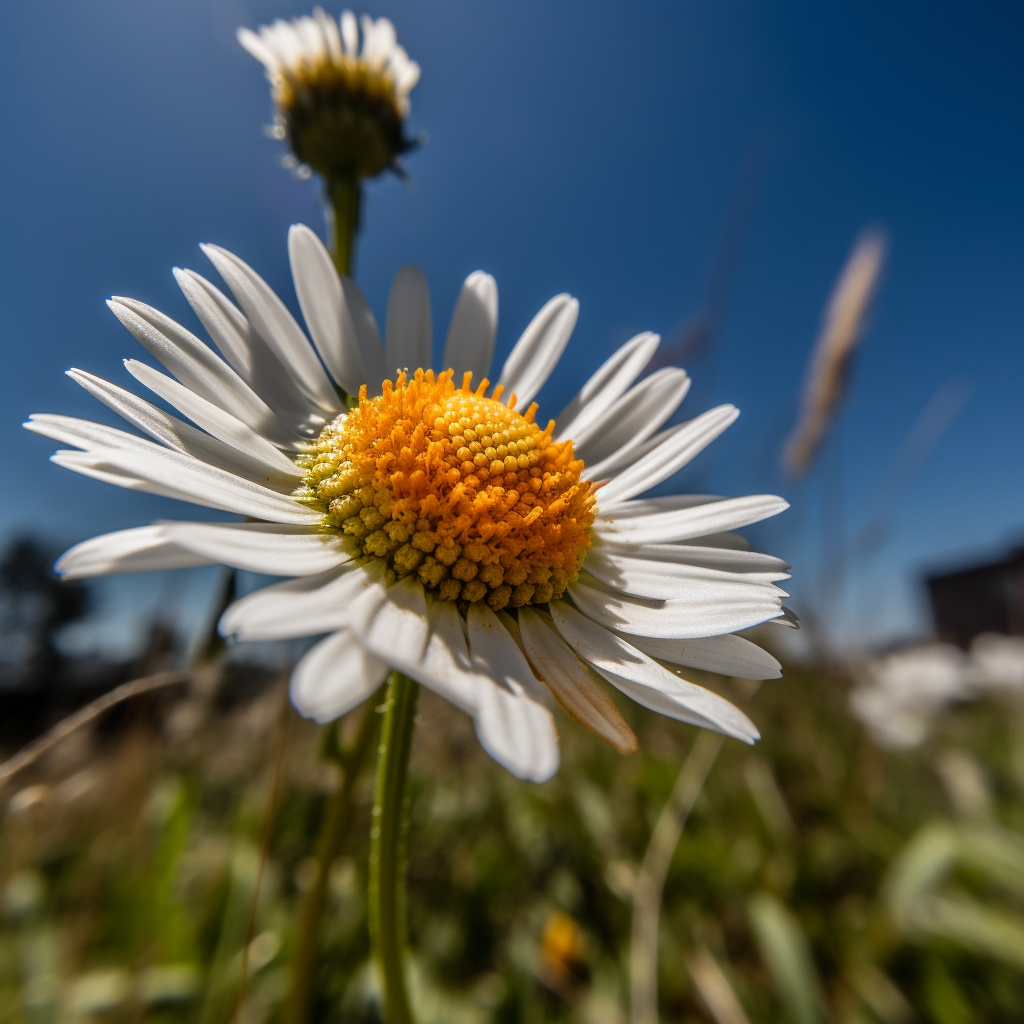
[2,645,1023,1023]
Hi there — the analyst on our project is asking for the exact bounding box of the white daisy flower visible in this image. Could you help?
[850,644,972,749]
[970,633,1024,691]
[238,8,420,183]
[28,225,791,783]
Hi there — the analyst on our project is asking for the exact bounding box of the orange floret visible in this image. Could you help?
[297,369,595,609]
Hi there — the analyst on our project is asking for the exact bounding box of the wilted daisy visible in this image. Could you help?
[29,226,790,782]
[239,9,420,272]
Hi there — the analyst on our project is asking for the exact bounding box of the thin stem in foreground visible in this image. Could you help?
[369,672,420,1024]
[232,677,293,1024]
[283,700,381,1024]
[327,175,362,277]
[630,730,723,1024]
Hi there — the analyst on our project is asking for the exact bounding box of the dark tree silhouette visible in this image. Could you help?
[0,536,89,690]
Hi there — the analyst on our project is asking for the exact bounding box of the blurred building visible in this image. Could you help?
[926,544,1024,648]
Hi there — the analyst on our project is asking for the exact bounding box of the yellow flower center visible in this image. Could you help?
[298,370,595,610]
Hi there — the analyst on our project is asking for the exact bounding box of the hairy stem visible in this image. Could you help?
[369,672,420,1024]
[328,175,362,277]
[283,701,380,1024]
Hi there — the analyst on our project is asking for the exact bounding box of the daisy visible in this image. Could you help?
[850,644,972,749]
[28,225,790,783]
[238,9,420,184]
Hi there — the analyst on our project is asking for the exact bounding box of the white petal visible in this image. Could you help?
[219,564,371,640]
[200,243,341,415]
[385,265,432,376]
[26,413,172,456]
[288,224,385,395]
[581,424,667,481]
[54,444,320,525]
[363,597,480,715]
[574,367,691,461]
[584,549,788,600]
[519,608,636,754]
[773,606,801,629]
[568,575,784,639]
[294,16,324,63]
[268,20,302,69]
[555,331,659,440]
[597,405,740,505]
[388,47,411,81]
[237,27,279,71]
[315,7,343,62]
[291,629,389,723]
[688,532,753,551]
[64,370,299,488]
[258,24,295,72]
[627,633,782,680]
[598,494,723,519]
[161,522,353,576]
[55,525,212,579]
[496,295,578,408]
[348,575,429,662]
[107,297,293,442]
[174,268,253,373]
[341,277,387,391]
[466,603,559,783]
[340,10,358,55]
[394,59,420,96]
[173,267,314,442]
[442,272,498,386]
[361,15,395,68]
[550,602,759,743]
[596,494,789,546]
[596,541,790,574]
[358,14,377,59]
[50,450,183,498]
[30,412,305,504]
[123,361,301,478]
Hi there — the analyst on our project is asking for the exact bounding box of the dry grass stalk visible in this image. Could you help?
[630,730,723,1024]
[232,677,293,1023]
[0,670,191,789]
[687,945,754,1024]
[783,229,887,478]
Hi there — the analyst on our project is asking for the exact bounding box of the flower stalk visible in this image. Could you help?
[328,175,361,277]
[369,672,420,1024]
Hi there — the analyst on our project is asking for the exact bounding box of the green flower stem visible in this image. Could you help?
[369,672,420,1024]
[328,175,362,277]
[283,701,380,1024]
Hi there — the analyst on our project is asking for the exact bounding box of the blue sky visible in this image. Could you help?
[1,0,1021,653]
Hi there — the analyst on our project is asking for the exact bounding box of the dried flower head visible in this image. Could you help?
[783,229,887,479]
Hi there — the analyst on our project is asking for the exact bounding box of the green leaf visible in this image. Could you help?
[884,823,958,926]
[912,894,1024,970]
[748,893,828,1024]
